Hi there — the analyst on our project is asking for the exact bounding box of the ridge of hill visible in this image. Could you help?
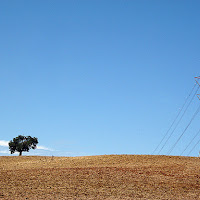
[0,155,200,199]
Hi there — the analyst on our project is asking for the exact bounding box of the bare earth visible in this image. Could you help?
[0,155,200,199]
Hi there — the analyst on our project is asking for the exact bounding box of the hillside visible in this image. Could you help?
[0,155,200,199]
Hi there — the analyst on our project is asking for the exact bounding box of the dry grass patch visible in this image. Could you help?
[0,155,200,199]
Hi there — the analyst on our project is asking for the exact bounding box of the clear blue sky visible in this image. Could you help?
[0,0,200,156]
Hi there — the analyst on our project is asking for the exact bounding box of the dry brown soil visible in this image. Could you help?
[0,155,200,199]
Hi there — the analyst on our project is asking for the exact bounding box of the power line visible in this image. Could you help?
[187,136,200,156]
[157,84,200,155]
[184,76,200,156]
[180,128,200,156]
[152,83,197,155]
[167,104,200,155]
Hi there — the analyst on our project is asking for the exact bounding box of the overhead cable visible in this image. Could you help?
[158,84,200,155]
[152,83,197,155]
[187,136,200,156]
[180,128,200,156]
[167,104,200,155]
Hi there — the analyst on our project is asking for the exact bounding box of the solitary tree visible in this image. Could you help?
[8,135,38,156]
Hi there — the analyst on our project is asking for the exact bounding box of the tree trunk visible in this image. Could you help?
[19,151,22,156]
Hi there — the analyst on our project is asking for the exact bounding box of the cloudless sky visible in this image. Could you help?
[0,0,200,156]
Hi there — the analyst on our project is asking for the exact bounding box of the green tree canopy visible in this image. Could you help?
[8,135,38,156]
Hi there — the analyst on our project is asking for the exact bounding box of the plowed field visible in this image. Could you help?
[0,155,200,199]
